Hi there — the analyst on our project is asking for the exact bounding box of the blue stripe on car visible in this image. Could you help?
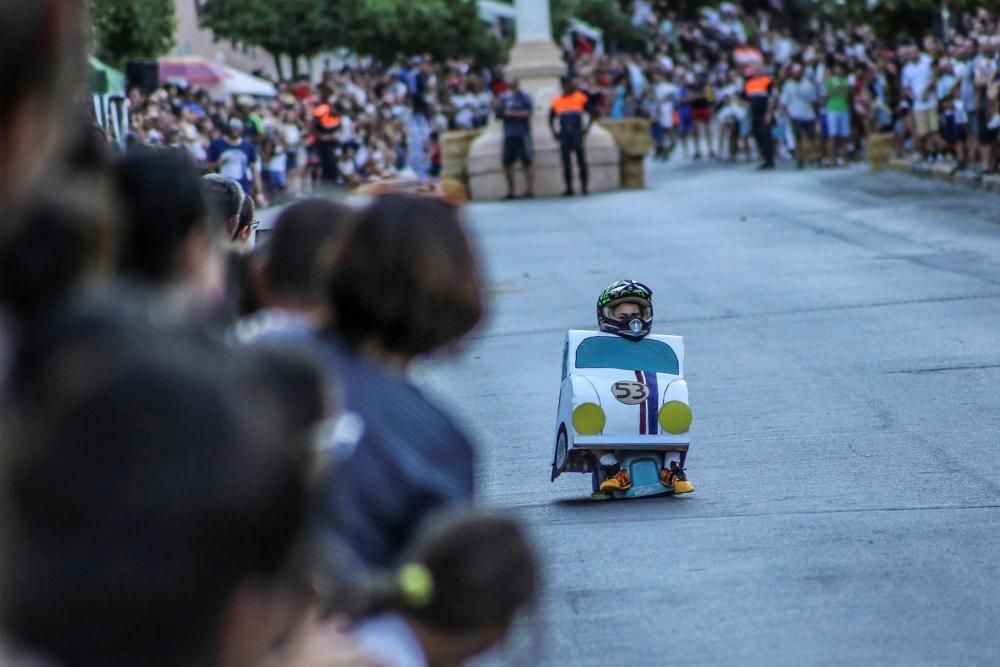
[644,371,659,434]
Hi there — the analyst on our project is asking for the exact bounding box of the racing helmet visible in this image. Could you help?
[596,280,653,340]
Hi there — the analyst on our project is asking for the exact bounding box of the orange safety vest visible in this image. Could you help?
[744,76,772,97]
[551,90,588,115]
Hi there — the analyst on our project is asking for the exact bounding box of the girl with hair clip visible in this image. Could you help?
[351,510,539,667]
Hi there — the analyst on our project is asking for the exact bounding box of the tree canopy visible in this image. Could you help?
[90,0,176,68]
[198,0,504,75]
[553,0,642,52]
[197,0,344,78]
[348,0,504,66]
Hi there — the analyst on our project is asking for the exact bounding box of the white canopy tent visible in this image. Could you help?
[211,65,278,100]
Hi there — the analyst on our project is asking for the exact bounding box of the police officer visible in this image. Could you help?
[498,78,535,199]
[549,76,592,196]
[744,64,776,170]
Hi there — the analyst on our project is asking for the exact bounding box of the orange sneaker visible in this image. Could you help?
[660,463,694,494]
[599,469,632,492]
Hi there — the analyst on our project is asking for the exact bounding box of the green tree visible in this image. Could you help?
[198,0,348,79]
[344,0,504,66]
[200,0,504,74]
[552,0,641,53]
[806,0,1000,41]
[90,0,177,68]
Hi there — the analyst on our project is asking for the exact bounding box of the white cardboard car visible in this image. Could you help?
[551,330,692,497]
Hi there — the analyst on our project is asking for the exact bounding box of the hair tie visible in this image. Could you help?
[398,563,434,608]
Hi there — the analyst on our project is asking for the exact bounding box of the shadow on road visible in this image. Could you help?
[551,494,680,508]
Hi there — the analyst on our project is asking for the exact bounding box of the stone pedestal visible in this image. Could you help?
[866,132,894,171]
[466,37,620,200]
[599,118,652,189]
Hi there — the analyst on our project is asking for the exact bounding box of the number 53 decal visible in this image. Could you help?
[611,381,649,405]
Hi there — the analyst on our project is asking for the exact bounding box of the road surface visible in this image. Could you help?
[419,160,1000,666]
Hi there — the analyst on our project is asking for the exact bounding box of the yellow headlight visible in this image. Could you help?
[659,401,692,434]
[572,402,606,435]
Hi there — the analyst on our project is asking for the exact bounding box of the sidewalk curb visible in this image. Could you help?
[883,156,1000,192]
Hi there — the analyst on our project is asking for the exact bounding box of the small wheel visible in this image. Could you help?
[554,429,568,471]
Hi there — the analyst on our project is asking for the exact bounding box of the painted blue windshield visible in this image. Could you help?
[575,336,679,375]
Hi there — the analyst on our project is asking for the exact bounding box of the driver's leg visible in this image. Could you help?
[597,451,631,491]
[660,451,694,493]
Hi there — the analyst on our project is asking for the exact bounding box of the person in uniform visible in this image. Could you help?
[497,78,534,199]
[744,65,777,170]
[549,77,592,196]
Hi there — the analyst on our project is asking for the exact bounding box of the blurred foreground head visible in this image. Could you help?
[0,180,117,325]
[1,1,90,212]
[201,173,247,242]
[3,322,324,667]
[356,510,539,665]
[327,194,484,361]
[259,198,358,314]
[113,149,235,320]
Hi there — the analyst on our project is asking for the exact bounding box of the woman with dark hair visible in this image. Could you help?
[326,194,483,363]
[311,193,485,570]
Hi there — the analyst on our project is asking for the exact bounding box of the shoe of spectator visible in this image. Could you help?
[561,189,574,197]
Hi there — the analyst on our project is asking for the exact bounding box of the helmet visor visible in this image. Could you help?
[603,298,652,323]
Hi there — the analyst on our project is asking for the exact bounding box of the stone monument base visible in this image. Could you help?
[467,125,620,200]
[465,37,621,200]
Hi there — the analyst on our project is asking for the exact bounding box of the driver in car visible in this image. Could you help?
[594,280,695,495]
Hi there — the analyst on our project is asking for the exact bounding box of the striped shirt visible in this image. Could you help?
[309,333,476,569]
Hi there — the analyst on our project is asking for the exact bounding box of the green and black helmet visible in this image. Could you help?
[596,280,653,340]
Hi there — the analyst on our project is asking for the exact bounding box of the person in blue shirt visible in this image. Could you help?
[207,117,258,197]
[311,193,484,569]
[497,78,534,199]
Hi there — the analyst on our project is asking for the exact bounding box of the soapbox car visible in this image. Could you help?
[550,330,692,499]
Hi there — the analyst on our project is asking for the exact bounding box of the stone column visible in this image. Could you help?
[466,0,620,199]
[515,0,552,41]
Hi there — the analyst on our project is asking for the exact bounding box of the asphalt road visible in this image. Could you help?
[418,160,1000,666]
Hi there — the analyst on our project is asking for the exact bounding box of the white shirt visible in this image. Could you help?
[627,62,646,97]
[718,101,746,123]
[353,613,428,667]
[773,37,796,64]
[902,54,936,111]
[281,123,302,148]
[267,149,287,174]
[654,81,679,126]
[338,115,356,143]
[451,93,475,129]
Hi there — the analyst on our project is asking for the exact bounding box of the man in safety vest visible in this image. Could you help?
[744,65,776,170]
[549,77,592,196]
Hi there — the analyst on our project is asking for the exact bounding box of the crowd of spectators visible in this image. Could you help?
[11,2,1000,665]
[122,1,1000,194]
[125,57,504,203]
[2,4,539,667]
[567,2,1000,174]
